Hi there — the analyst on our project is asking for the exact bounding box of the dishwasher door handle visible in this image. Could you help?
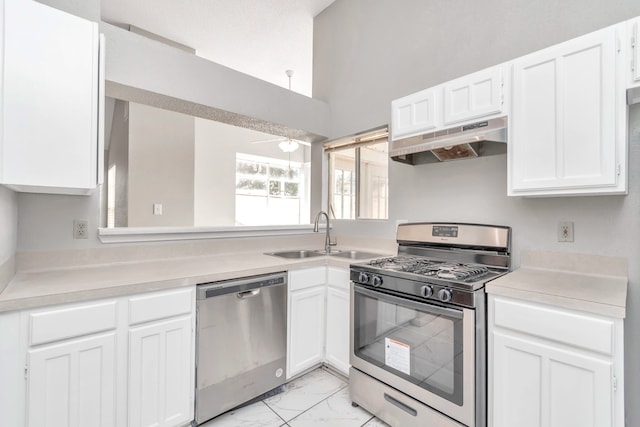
[237,289,261,299]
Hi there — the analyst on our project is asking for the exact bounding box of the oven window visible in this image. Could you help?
[353,286,464,405]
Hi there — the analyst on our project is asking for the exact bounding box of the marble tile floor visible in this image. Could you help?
[200,367,390,427]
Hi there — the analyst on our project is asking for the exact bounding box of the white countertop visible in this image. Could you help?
[0,250,389,313]
[486,251,628,318]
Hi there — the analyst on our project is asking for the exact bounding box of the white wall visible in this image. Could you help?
[36,0,99,21]
[313,1,640,424]
[100,22,330,141]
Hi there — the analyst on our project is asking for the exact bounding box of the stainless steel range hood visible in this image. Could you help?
[390,116,507,165]
[628,86,640,105]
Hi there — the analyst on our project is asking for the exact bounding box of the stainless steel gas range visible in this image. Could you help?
[349,222,511,427]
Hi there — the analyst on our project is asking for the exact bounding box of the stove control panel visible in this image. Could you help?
[358,272,369,283]
[437,288,452,302]
[420,285,433,298]
[350,268,479,308]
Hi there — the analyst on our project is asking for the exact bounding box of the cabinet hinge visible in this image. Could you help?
[617,164,622,176]
[613,375,618,392]
[24,365,28,381]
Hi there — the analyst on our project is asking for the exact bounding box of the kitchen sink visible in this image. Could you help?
[266,249,383,260]
[329,250,383,260]
[266,250,326,259]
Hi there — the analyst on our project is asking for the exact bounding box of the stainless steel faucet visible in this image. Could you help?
[313,210,336,254]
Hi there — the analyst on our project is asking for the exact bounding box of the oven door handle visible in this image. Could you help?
[354,284,464,319]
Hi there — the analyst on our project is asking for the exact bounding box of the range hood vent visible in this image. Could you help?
[627,86,640,105]
[390,116,507,165]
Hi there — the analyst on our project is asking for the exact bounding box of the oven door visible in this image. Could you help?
[350,283,476,427]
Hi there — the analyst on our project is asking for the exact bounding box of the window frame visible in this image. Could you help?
[324,126,389,221]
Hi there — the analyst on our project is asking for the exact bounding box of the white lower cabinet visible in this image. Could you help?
[128,316,193,427]
[7,287,195,427]
[489,295,624,427]
[27,332,117,427]
[325,267,350,375]
[287,266,351,378]
[287,267,327,378]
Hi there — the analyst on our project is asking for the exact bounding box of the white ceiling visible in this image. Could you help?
[100,0,336,97]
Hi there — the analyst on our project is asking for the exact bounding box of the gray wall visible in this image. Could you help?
[313,0,640,425]
[107,99,129,227]
[0,187,17,286]
[128,102,195,227]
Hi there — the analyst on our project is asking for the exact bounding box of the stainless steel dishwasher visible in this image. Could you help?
[195,272,287,425]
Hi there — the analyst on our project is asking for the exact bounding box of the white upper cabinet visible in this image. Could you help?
[509,24,627,196]
[0,0,103,195]
[391,88,438,140]
[443,66,505,126]
[391,64,508,142]
[629,18,640,86]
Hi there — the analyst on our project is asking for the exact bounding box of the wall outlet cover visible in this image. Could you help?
[558,221,574,242]
[73,219,88,239]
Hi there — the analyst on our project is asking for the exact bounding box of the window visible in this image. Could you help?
[326,127,388,220]
[235,153,310,226]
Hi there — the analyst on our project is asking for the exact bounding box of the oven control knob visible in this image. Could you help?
[371,276,383,287]
[438,289,453,303]
[358,272,369,283]
[420,285,433,298]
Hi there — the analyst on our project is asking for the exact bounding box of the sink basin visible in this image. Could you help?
[266,249,383,260]
[329,250,383,260]
[266,250,326,259]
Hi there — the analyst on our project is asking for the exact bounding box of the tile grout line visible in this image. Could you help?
[260,400,289,427]
[360,415,376,427]
[280,382,350,425]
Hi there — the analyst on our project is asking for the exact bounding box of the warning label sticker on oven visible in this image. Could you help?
[385,337,410,375]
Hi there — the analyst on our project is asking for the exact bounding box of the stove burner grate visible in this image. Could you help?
[368,256,491,282]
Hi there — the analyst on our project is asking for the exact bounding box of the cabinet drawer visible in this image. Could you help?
[128,287,193,325]
[327,267,350,290]
[29,300,117,346]
[493,297,614,355]
[289,267,326,291]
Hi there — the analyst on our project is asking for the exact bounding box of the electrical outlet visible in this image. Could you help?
[73,219,88,239]
[153,203,163,215]
[558,221,574,242]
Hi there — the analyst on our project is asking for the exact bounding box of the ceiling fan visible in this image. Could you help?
[251,136,311,152]
[250,70,311,153]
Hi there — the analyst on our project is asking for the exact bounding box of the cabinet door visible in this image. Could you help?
[27,332,117,427]
[631,19,640,84]
[128,316,193,427]
[1,0,100,194]
[443,66,504,125]
[287,286,326,378]
[509,26,623,196]
[391,88,438,139]
[325,286,350,375]
[492,330,614,427]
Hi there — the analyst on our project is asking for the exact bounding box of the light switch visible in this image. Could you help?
[153,203,163,215]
